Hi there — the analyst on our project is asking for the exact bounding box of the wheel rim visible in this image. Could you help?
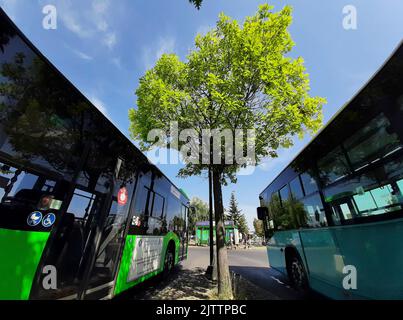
[291,260,305,288]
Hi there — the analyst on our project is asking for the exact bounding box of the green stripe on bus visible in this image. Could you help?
[0,229,49,300]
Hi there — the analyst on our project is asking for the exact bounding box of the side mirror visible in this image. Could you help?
[257,207,268,220]
[190,206,196,216]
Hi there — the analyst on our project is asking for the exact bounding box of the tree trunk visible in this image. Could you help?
[213,170,233,299]
[205,167,217,281]
[209,167,214,266]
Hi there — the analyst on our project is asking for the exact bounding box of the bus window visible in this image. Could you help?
[279,185,290,206]
[136,187,149,216]
[289,176,304,200]
[67,189,95,219]
[344,113,402,171]
[152,193,164,218]
[300,172,319,196]
[145,190,165,236]
[128,172,155,235]
[269,191,293,230]
[0,166,37,203]
[324,158,403,221]
[340,203,353,219]
[301,193,327,228]
[0,161,63,231]
[353,191,378,212]
[397,179,403,194]
[318,146,350,185]
[269,192,281,219]
[167,195,183,233]
[0,33,80,182]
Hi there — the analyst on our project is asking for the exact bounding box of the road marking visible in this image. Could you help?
[270,276,291,288]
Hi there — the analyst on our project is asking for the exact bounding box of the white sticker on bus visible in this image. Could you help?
[126,236,164,283]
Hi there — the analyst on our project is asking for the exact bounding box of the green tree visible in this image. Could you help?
[226,192,248,235]
[130,4,326,298]
[226,192,242,223]
[189,197,210,235]
[253,218,264,238]
[238,214,249,236]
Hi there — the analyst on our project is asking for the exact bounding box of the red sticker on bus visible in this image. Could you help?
[118,187,128,206]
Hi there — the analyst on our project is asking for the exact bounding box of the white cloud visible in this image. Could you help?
[103,32,117,49]
[156,37,176,59]
[43,0,117,49]
[56,0,93,38]
[72,49,93,60]
[111,57,122,69]
[258,153,290,173]
[143,36,176,70]
[257,143,304,173]
[92,0,109,15]
[196,24,214,36]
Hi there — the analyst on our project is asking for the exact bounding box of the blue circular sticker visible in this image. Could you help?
[42,213,56,228]
[27,212,43,227]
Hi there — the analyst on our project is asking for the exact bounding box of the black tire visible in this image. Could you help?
[162,246,175,279]
[288,255,309,291]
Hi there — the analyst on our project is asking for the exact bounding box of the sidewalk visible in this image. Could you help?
[123,265,276,300]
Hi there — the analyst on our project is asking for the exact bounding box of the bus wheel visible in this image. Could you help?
[289,255,308,291]
[163,246,175,279]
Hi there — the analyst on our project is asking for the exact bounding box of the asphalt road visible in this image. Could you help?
[183,246,320,300]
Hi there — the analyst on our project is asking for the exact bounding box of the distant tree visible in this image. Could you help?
[238,214,249,236]
[226,192,248,235]
[189,197,209,234]
[226,192,242,223]
[253,218,264,238]
[189,0,203,9]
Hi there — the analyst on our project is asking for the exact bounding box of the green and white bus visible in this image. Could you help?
[257,41,403,300]
[0,9,190,300]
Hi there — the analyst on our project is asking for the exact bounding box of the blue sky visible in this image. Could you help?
[1,0,403,229]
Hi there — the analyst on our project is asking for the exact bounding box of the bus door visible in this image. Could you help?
[82,162,136,300]
[32,156,126,300]
[180,204,188,259]
[32,185,111,299]
[298,192,346,290]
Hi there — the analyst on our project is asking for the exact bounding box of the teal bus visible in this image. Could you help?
[0,9,190,300]
[257,41,403,300]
